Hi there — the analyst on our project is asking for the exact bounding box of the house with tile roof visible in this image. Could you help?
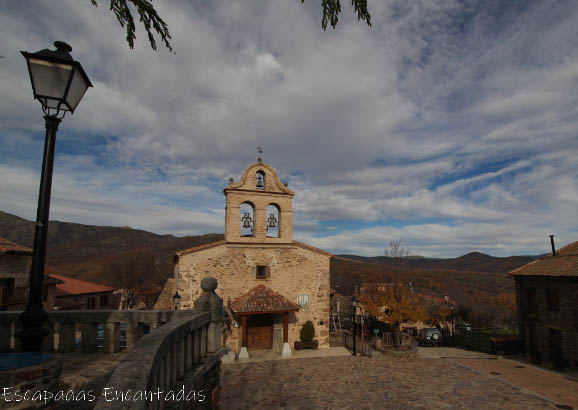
[49,273,119,310]
[0,237,63,310]
[156,157,332,359]
[509,239,578,368]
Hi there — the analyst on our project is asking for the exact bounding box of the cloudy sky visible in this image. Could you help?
[1,0,577,257]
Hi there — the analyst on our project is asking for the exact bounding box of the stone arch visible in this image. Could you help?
[256,170,266,190]
[240,201,255,237]
[266,203,281,238]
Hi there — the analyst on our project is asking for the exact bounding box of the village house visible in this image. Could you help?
[156,157,332,359]
[509,239,578,368]
[49,273,119,310]
[0,237,62,310]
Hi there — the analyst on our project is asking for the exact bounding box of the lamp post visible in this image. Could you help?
[17,42,92,352]
[173,292,182,311]
[351,295,357,356]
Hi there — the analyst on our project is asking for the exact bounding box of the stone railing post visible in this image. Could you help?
[193,277,224,354]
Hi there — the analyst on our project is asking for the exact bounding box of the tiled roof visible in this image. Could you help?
[509,240,578,277]
[45,275,65,286]
[230,284,300,314]
[0,237,32,255]
[176,240,226,256]
[175,240,333,258]
[50,274,117,297]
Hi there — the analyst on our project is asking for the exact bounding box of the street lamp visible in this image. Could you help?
[173,292,182,311]
[351,295,357,356]
[16,42,92,352]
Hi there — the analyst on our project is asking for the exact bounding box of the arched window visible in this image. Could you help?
[240,201,255,237]
[266,204,280,238]
[256,171,266,189]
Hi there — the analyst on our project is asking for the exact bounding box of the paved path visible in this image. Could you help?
[455,357,578,409]
[221,354,561,409]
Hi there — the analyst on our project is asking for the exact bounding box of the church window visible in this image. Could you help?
[256,265,270,279]
[240,202,255,237]
[266,204,280,238]
[298,294,310,311]
[256,171,265,189]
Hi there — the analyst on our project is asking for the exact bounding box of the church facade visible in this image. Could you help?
[168,158,331,358]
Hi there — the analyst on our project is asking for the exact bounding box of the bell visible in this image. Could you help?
[267,213,277,228]
[256,174,264,188]
[241,212,253,229]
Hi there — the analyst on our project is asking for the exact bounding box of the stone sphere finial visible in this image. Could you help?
[201,277,218,291]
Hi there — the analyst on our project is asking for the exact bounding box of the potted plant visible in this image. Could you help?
[294,320,319,350]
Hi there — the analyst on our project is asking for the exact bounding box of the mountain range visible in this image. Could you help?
[0,209,536,290]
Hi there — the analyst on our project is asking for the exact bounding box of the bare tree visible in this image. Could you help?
[107,249,170,309]
[384,238,410,258]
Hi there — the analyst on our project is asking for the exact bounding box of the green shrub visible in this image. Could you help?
[300,320,315,342]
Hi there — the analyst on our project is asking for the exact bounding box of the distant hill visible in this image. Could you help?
[338,250,537,274]
[0,209,536,324]
[0,210,223,286]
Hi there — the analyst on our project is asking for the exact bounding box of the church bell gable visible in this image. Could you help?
[224,160,294,244]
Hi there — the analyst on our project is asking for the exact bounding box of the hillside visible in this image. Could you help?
[0,210,531,325]
[0,210,223,286]
[339,251,537,274]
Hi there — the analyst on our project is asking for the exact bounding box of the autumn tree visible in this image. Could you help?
[359,283,428,345]
[91,0,372,52]
[424,302,447,327]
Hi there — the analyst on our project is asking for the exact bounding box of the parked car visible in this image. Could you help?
[417,327,442,347]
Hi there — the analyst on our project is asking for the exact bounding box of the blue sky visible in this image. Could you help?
[1,0,577,257]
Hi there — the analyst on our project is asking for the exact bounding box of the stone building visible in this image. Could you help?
[510,239,578,368]
[160,158,332,359]
[0,237,62,310]
[50,273,119,310]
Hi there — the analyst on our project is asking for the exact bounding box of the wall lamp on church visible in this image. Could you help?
[173,291,182,310]
[17,41,92,352]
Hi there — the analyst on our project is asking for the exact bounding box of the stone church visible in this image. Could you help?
[158,156,331,359]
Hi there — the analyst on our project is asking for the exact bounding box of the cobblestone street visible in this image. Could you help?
[221,354,566,409]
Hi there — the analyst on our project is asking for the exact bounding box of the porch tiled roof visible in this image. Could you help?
[0,237,32,255]
[230,284,300,314]
[509,240,578,277]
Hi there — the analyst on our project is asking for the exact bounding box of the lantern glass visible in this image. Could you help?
[27,58,74,110]
[22,42,92,114]
[173,292,182,306]
[65,67,91,111]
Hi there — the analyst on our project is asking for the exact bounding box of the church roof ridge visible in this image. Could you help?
[175,240,226,257]
[292,240,333,257]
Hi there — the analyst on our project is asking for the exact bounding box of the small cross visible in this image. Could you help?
[256,145,264,160]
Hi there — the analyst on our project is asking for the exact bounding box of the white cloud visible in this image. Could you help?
[1,0,577,257]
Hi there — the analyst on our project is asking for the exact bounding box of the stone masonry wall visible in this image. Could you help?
[0,254,30,287]
[224,162,294,244]
[517,276,578,367]
[177,243,331,351]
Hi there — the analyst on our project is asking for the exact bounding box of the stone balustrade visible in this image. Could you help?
[0,277,225,409]
[93,277,224,409]
[0,310,196,354]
